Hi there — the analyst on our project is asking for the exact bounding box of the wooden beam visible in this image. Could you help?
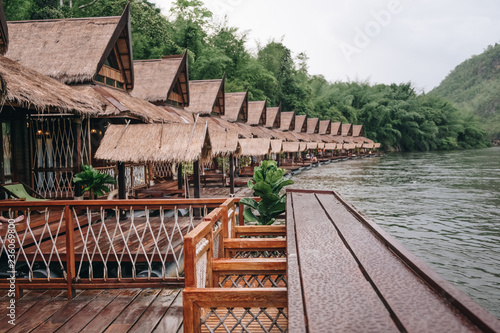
[229,153,235,196]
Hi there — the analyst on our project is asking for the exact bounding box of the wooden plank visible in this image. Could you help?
[316,192,488,332]
[223,238,286,250]
[286,192,306,333]
[290,191,398,332]
[212,258,286,273]
[55,289,122,332]
[76,289,141,332]
[30,289,103,333]
[152,289,183,333]
[183,288,287,308]
[128,289,180,333]
[104,288,161,332]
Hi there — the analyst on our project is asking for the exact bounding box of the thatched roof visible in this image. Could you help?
[280,111,295,131]
[131,53,189,105]
[299,142,308,151]
[0,55,102,114]
[222,91,247,122]
[73,85,181,122]
[238,138,270,156]
[265,106,281,128]
[206,117,239,156]
[307,142,318,150]
[164,105,194,123]
[325,143,337,150]
[317,142,325,149]
[374,143,381,148]
[331,122,341,135]
[341,123,352,136]
[0,0,8,56]
[270,139,282,154]
[247,100,266,125]
[250,125,273,139]
[319,120,331,135]
[279,129,298,142]
[6,5,133,89]
[307,118,320,134]
[294,115,307,132]
[352,125,364,137]
[185,79,224,115]
[95,120,211,164]
[362,142,374,149]
[282,141,300,152]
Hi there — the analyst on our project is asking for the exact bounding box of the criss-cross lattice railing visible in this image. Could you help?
[183,198,288,332]
[0,198,227,298]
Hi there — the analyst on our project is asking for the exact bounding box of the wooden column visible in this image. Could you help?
[117,162,126,199]
[229,153,235,196]
[74,119,82,197]
[193,160,201,198]
[177,164,183,190]
[276,153,281,167]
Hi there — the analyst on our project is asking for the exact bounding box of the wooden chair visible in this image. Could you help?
[1,182,47,201]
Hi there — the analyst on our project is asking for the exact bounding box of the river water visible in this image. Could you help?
[290,147,500,318]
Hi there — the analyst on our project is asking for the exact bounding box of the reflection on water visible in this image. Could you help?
[291,147,500,318]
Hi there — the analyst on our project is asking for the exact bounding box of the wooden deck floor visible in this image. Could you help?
[0,288,183,333]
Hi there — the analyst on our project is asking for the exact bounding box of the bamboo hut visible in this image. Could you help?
[246,100,267,126]
[131,52,189,107]
[222,91,248,123]
[294,115,307,133]
[265,103,281,128]
[280,111,295,131]
[206,118,239,157]
[307,118,320,134]
[319,120,331,135]
[341,123,353,136]
[7,4,134,90]
[185,78,225,116]
[95,121,211,164]
[237,138,271,156]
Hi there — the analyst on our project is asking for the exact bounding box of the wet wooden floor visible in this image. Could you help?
[0,288,183,333]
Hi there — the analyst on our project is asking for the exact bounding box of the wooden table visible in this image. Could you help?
[286,189,500,332]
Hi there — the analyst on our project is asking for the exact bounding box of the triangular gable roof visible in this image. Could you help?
[131,52,189,106]
[0,0,8,55]
[280,111,295,131]
[247,100,266,126]
[331,122,342,135]
[319,120,331,135]
[352,125,364,137]
[222,91,248,122]
[341,123,353,136]
[307,118,320,134]
[266,103,281,128]
[6,4,133,89]
[185,78,225,116]
[294,115,307,133]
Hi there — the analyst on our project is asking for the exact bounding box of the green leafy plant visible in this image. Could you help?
[73,165,117,199]
[240,160,294,225]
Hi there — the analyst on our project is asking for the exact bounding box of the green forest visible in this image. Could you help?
[431,44,500,141]
[3,0,492,151]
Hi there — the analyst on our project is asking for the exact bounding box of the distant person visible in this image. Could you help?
[0,215,24,225]
[311,155,318,163]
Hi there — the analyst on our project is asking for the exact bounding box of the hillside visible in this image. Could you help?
[431,43,500,140]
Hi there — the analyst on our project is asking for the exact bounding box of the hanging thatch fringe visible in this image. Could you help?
[325,143,337,150]
[282,141,300,153]
[270,139,282,154]
[237,138,270,156]
[95,121,212,164]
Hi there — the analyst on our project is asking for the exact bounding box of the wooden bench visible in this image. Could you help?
[286,189,500,332]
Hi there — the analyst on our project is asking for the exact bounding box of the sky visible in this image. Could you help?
[151,0,500,92]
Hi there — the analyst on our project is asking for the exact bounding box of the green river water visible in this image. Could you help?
[290,147,500,318]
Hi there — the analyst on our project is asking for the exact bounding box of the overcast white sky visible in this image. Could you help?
[151,0,500,92]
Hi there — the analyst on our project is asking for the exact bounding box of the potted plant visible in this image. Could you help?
[73,165,117,199]
[240,160,294,225]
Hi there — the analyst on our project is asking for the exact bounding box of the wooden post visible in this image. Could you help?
[276,153,281,167]
[117,162,126,199]
[229,153,235,196]
[65,204,75,298]
[74,119,82,197]
[177,164,183,190]
[193,160,201,198]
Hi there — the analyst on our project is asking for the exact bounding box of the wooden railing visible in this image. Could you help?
[183,198,288,332]
[0,198,228,298]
